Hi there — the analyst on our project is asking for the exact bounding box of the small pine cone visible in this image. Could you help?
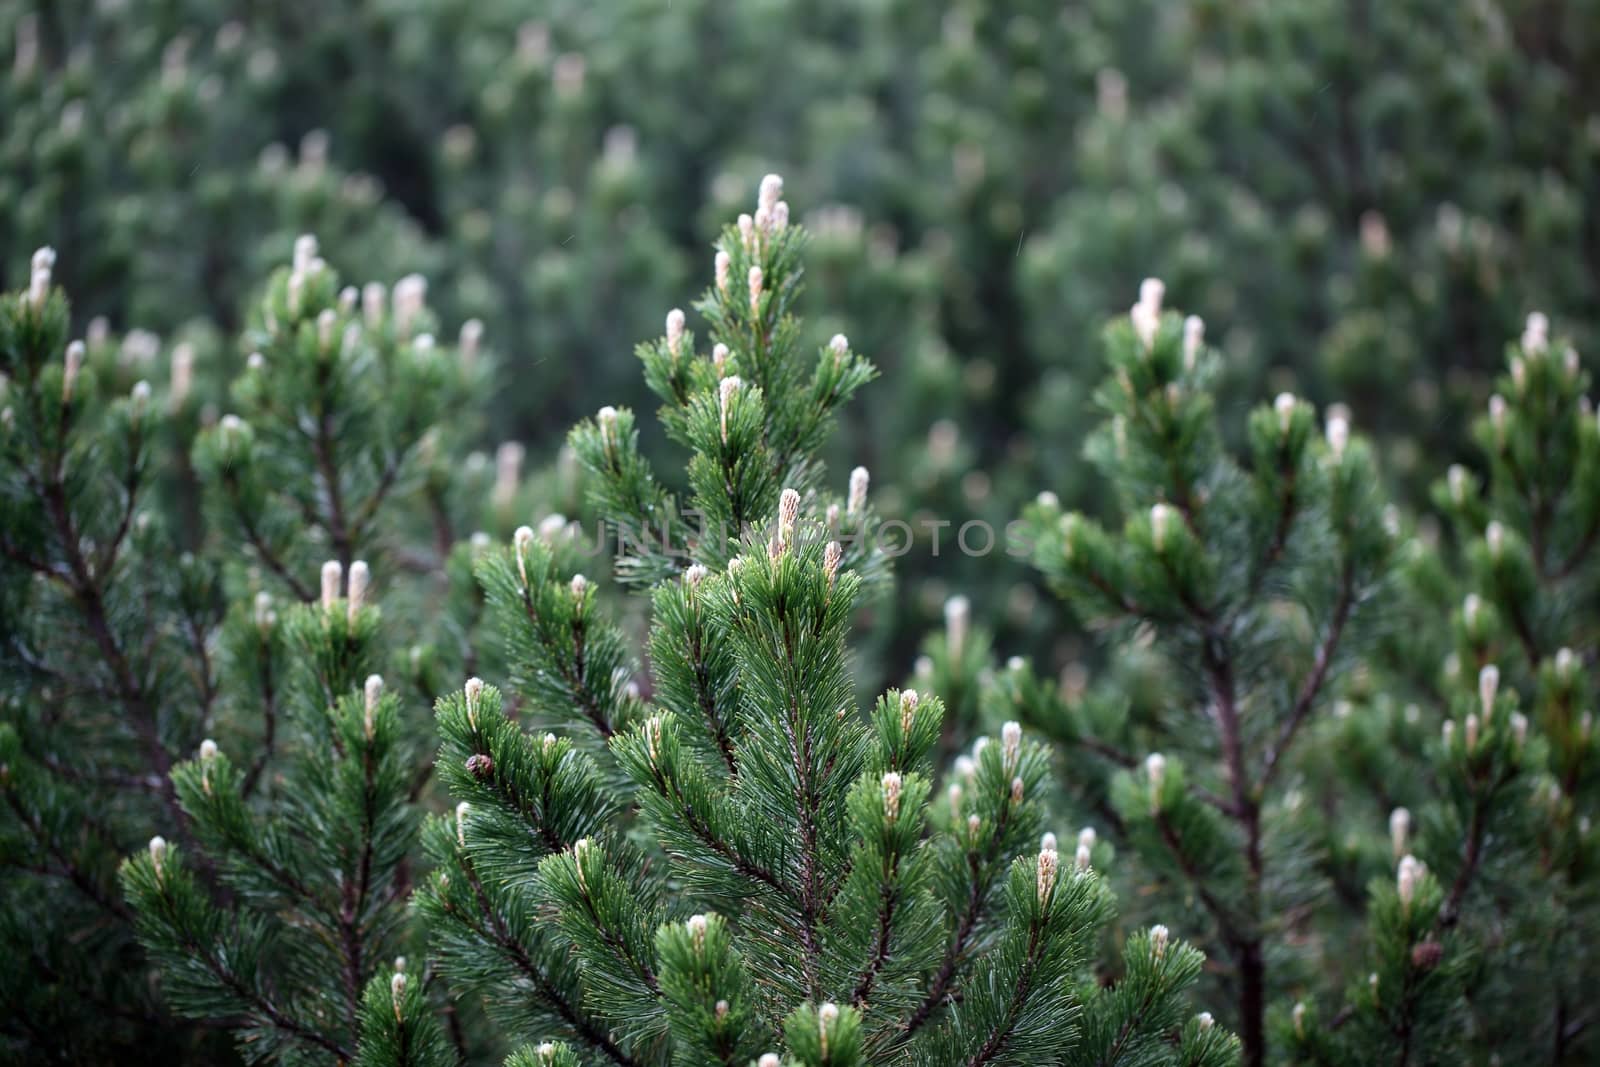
[466,753,494,780]
[1410,940,1444,972]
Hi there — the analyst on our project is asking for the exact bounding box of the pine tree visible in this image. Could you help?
[0,239,501,1061]
[1280,312,1600,1064]
[1,246,228,1060]
[420,182,1236,1067]
[1013,282,1394,1066]
[119,569,452,1065]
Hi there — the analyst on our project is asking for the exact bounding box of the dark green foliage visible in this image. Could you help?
[1,252,230,1061]
[7,0,1600,687]
[1015,287,1395,1065]
[120,593,432,1063]
[424,203,1231,1067]
[1,240,518,1061]
[568,186,879,588]
[10,3,1599,1062]
[1013,290,1600,1066]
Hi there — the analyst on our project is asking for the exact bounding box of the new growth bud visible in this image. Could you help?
[1150,503,1177,551]
[687,913,708,951]
[848,466,869,517]
[665,308,686,356]
[778,487,800,550]
[320,560,342,611]
[292,234,318,275]
[393,274,427,338]
[881,772,902,821]
[1522,311,1549,355]
[29,246,55,308]
[824,541,842,586]
[1488,395,1508,445]
[1326,413,1349,458]
[818,1002,839,1056]
[899,689,919,733]
[346,560,370,621]
[1182,315,1204,370]
[715,250,731,296]
[464,677,485,728]
[1397,854,1425,909]
[1275,392,1296,434]
[130,380,151,420]
[149,835,168,878]
[169,343,194,409]
[494,441,524,507]
[363,282,386,327]
[1556,647,1578,681]
[1478,664,1499,718]
[459,319,483,365]
[63,341,84,403]
[1150,924,1170,959]
[1390,807,1410,858]
[1001,720,1021,769]
[390,972,407,1019]
[514,525,535,585]
[748,266,763,314]
[718,377,741,443]
[758,173,783,212]
[645,715,664,765]
[254,591,275,631]
[1037,844,1059,903]
[945,595,970,657]
[364,674,383,738]
[1131,277,1164,350]
[1486,521,1506,560]
[1146,752,1166,808]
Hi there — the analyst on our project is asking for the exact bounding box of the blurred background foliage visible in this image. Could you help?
[4,0,1598,684]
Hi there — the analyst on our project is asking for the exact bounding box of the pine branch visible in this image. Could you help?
[240,637,280,798]
[338,737,382,1035]
[895,801,1016,1045]
[4,789,133,922]
[456,855,641,1067]
[123,847,356,1062]
[1261,559,1357,789]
